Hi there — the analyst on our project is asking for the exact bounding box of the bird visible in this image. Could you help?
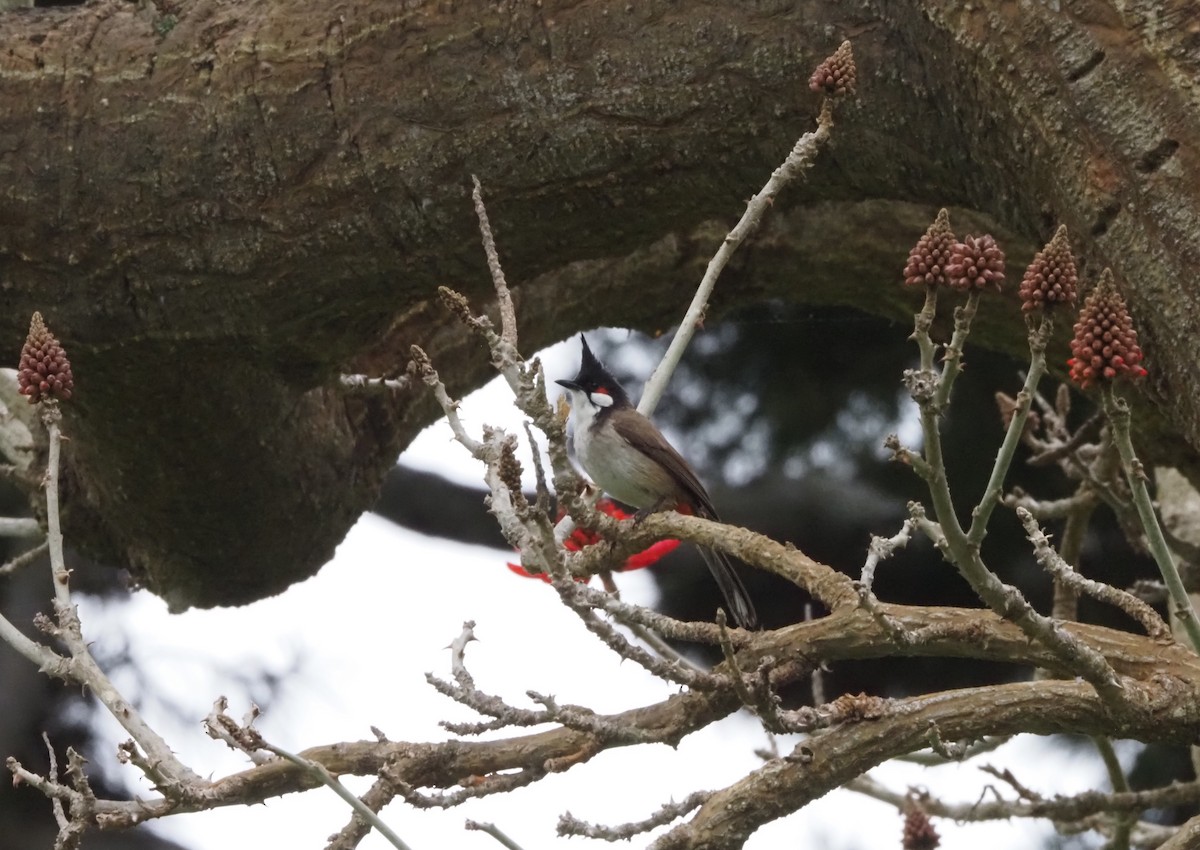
[555,335,759,629]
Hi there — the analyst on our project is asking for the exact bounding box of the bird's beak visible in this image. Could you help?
[555,379,581,391]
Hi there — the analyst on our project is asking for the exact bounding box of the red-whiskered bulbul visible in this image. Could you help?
[555,335,759,629]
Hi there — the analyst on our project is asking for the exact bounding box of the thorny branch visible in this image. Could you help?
[558,791,714,840]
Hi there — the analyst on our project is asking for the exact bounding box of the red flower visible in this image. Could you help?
[1067,269,1148,389]
[507,499,680,582]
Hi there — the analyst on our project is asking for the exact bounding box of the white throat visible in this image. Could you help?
[564,386,602,435]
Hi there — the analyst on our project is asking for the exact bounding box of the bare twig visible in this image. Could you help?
[640,101,836,416]
[847,772,1200,825]
[1103,389,1200,654]
[1026,411,1103,466]
[553,578,725,690]
[471,175,519,348]
[716,610,759,710]
[558,791,713,840]
[856,519,918,643]
[203,698,271,766]
[465,820,526,850]
[266,742,414,850]
[979,764,1043,801]
[328,777,399,850]
[1019,507,1169,640]
[804,602,826,706]
[205,699,414,850]
[908,502,1126,706]
[390,767,548,810]
[1091,736,1135,850]
[930,291,982,412]
[899,736,1007,766]
[432,620,677,743]
[967,314,1053,545]
[0,539,48,576]
[47,735,85,848]
[3,405,205,800]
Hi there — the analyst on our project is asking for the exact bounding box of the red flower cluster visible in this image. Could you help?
[1068,269,1148,389]
[507,499,680,582]
[903,209,955,289]
[17,312,74,404]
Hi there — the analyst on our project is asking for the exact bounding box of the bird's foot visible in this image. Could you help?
[633,496,673,525]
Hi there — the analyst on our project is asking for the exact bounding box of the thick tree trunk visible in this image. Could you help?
[1,0,1197,607]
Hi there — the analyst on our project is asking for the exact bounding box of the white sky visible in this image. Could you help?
[59,332,1119,850]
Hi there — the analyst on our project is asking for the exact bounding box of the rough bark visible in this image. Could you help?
[0,0,1198,607]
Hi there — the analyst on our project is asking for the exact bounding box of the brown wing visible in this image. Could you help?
[610,412,757,627]
[610,412,720,519]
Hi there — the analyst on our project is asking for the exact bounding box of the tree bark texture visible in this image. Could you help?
[1,0,1198,607]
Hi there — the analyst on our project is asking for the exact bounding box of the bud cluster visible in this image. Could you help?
[901,211,1150,390]
[946,234,1005,293]
[1019,225,1077,312]
[808,40,857,97]
[17,312,74,404]
[902,803,940,850]
[1068,270,1147,389]
[903,209,956,289]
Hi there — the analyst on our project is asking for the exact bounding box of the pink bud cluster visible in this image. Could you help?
[808,41,856,97]
[1068,270,1147,389]
[17,312,74,404]
[902,211,1149,389]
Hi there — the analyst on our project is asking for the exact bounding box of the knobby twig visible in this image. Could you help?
[640,98,838,416]
[967,315,1053,544]
[471,175,519,350]
[856,519,918,643]
[847,771,1200,827]
[8,404,204,798]
[204,698,414,850]
[1019,507,1169,641]
[558,791,713,840]
[1103,389,1200,654]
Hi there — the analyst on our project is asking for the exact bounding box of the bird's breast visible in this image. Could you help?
[576,418,678,510]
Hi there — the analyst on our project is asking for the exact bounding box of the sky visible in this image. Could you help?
[62,332,1124,850]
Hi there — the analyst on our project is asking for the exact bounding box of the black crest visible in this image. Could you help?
[559,335,631,407]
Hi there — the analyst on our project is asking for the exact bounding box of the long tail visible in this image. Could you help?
[697,545,759,630]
